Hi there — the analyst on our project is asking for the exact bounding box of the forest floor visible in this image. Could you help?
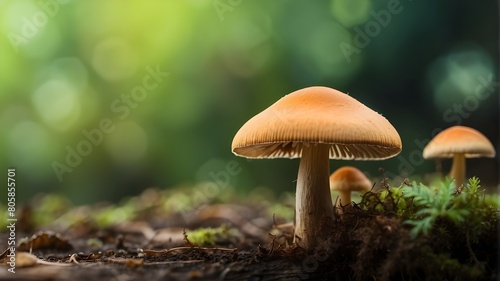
[0,182,498,281]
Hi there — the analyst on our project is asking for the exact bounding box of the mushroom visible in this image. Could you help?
[423,125,495,188]
[329,166,372,212]
[231,86,401,250]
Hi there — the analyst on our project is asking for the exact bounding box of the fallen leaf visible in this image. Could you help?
[17,231,72,252]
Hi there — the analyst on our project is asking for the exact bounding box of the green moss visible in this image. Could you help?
[92,204,136,227]
[185,225,240,246]
[355,176,499,280]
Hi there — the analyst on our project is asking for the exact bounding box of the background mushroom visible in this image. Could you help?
[422,125,495,188]
[231,86,402,250]
[330,166,372,213]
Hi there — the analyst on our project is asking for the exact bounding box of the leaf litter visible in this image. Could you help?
[0,179,497,280]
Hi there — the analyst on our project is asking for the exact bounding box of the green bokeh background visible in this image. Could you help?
[0,0,498,204]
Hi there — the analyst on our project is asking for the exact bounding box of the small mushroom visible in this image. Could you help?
[330,166,371,212]
[231,86,401,250]
[423,125,495,188]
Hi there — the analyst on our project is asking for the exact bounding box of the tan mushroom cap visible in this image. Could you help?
[423,126,496,159]
[330,166,372,192]
[231,86,402,160]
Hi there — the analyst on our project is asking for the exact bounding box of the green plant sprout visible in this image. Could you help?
[401,177,498,238]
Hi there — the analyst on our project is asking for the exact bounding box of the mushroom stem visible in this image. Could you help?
[294,143,334,250]
[336,191,352,209]
[449,153,466,188]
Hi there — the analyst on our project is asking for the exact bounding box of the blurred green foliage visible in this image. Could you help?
[0,0,497,204]
[186,225,240,246]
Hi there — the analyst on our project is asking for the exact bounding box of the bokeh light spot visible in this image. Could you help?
[304,22,361,79]
[4,0,61,58]
[427,46,494,112]
[331,0,372,27]
[92,37,138,81]
[32,79,80,131]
